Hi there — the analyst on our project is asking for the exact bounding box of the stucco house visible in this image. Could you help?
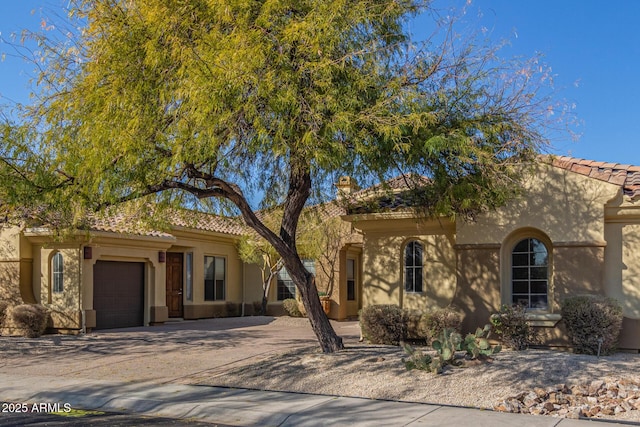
[1,155,640,351]
[344,156,640,350]
[0,202,362,333]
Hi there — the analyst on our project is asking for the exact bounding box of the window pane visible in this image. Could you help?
[185,253,193,301]
[404,268,414,292]
[414,267,423,292]
[530,280,548,294]
[347,280,355,301]
[303,259,315,275]
[530,294,548,309]
[530,267,547,280]
[512,254,528,266]
[405,243,414,267]
[204,256,214,301]
[413,243,423,267]
[512,267,529,280]
[531,252,548,266]
[52,253,64,293]
[513,295,529,306]
[205,280,214,300]
[531,239,547,253]
[346,259,355,279]
[512,281,529,294]
[513,239,529,253]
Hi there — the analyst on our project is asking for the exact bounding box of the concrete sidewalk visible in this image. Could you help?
[0,373,633,427]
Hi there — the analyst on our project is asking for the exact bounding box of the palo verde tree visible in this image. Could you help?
[1,0,555,352]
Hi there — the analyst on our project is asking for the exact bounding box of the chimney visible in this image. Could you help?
[335,176,359,198]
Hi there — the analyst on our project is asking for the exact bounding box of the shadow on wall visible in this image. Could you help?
[444,163,623,335]
[0,238,27,305]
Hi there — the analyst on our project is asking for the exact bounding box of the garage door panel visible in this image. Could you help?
[93,261,144,329]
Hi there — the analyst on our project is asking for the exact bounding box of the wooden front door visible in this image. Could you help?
[166,252,184,318]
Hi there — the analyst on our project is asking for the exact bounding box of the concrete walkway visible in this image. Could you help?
[0,373,632,426]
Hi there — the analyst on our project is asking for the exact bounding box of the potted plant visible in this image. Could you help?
[318,292,331,315]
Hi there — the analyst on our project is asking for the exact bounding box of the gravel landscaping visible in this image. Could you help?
[185,318,640,423]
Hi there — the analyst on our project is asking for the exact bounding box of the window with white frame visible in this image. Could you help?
[404,241,423,293]
[511,238,548,309]
[347,259,356,301]
[277,260,315,301]
[52,252,64,293]
[204,256,225,301]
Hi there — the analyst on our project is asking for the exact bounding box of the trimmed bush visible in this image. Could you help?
[422,306,462,341]
[404,310,428,340]
[490,304,537,350]
[360,304,406,345]
[561,296,623,355]
[8,304,49,338]
[283,298,304,317]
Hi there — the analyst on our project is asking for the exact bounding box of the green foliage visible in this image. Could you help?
[403,325,500,373]
[282,299,304,318]
[404,306,462,341]
[359,305,406,345]
[401,341,441,373]
[8,304,49,338]
[490,304,537,350]
[0,0,558,353]
[422,306,463,341]
[561,296,623,356]
[1,0,552,223]
[460,325,502,359]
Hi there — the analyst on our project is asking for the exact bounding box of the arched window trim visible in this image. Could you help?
[52,251,64,294]
[501,229,553,313]
[403,240,423,294]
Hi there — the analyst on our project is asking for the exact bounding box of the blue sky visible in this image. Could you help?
[1,1,639,165]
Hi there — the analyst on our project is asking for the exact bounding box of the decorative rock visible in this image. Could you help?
[494,378,640,419]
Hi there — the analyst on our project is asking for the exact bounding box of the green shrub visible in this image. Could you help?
[404,309,425,340]
[360,304,406,345]
[561,296,623,355]
[282,298,304,317]
[423,306,462,341]
[9,304,49,338]
[490,304,537,350]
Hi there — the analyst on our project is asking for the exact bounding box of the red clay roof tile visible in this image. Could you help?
[542,155,640,200]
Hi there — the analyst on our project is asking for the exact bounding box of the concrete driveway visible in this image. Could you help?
[0,317,361,385]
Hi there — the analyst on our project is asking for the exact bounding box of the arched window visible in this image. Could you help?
[511,238,548,309]
[404,241,423,293]
[52,252,64,293]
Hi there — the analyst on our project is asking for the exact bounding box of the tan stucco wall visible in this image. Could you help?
[0,226,34,305]
[37,246,82,329]
[170,230,243,319]
[81,233,173,328]
[453,245,501,332]
[355,217,456,313]
[456,163,619,245]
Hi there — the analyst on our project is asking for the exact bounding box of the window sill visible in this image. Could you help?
[525,313,561,327]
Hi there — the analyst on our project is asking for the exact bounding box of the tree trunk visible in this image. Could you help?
[261,295,268,316]
[301,276,344,353]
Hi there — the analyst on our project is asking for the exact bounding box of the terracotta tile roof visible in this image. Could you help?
[88,207,245,238]
[346,174,431,214]
[165,210,246,235]
[544,155,640,200]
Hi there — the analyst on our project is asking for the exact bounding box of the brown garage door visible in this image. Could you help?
[93,261,144,329]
